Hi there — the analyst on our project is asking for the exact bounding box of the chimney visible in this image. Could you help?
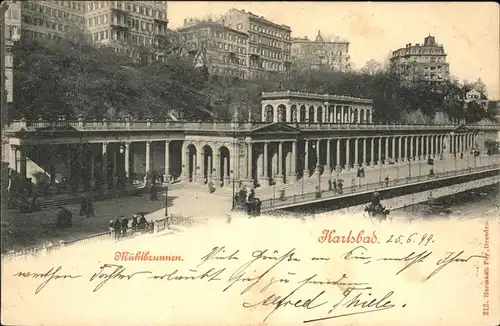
[184,18,187,26]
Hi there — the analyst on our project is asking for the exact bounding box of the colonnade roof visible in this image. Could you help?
[261,91,373,104]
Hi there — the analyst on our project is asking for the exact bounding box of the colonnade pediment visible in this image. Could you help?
[454,124,473,133]
[251,122,302,134]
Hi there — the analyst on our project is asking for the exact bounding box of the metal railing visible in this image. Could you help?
[5,118,500,133]
[260,163,500,211]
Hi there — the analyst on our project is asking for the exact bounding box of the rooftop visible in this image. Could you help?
[261,91,373,104]
[228,8,291,30]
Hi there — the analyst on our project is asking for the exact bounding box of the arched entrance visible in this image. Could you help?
[264,105,273,122]
[218,146,230,187]
[299,105,307,122]
[186,144,197,182]
[202,145,213,183]
[277,104,286,122]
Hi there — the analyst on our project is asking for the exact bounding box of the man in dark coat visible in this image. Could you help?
[113,218,122,239]
[138,214,147,231]
[121,216,129,237]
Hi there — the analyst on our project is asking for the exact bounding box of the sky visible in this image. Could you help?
[167,2,500,100]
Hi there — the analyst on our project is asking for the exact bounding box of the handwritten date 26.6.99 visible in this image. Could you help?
[386,233,434,246]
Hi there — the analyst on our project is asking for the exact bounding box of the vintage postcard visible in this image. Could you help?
[1,1,499,325]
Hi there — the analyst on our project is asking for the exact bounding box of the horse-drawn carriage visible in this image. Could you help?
[234,187,261,217]
[365,190,390,219]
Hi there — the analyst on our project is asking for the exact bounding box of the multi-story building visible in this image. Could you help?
[2,1,17,111]
[4,1,168,45]
[18,1,85,40]
[218,8,292,78]
[390,35,450,85]
[464,89,489,110]
[291,31,350,72]
[178,18,248,79]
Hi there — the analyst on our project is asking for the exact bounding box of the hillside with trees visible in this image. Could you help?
[11,32,493,124]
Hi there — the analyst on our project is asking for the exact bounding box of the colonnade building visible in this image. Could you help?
[4,91,499,194]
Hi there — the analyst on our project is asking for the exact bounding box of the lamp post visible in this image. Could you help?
[230,170,235,210]
[311,142,321,192]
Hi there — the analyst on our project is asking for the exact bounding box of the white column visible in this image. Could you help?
[313,106,318,123]
[291,140,297,179]
[333,105,337,123]
[9,145,17,172]
[336,138,341,169]
[322,102,328,123]
[345,139,350,169]
[370,138,375,165]
[247,142,253,181]
[303,139,309,177]
[124,142,130,179]
[377,137,382,164]
[410,136,414,161]
[285,105,291,122]
[144,141,150,183]
[384,137,389,164]
[315,139,321,172]
[430,135,434,158]
[263,142,268,179]
[90,145,95,183]
[278,141,283,176]
[325,139,331,172]
[391,137,396,162]
[362,138,367,166]
[398,137,402,162]
[340,106,344,123]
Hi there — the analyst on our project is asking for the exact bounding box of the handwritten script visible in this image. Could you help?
[11,245,484,323]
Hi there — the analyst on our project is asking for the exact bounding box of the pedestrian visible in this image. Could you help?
[328,178,332,191]
[113,218,122,239]
[138,214,147,231]
[87,199,95,218]
[384,175,389,187]
[333,179,337,193]
[121,216,129,237]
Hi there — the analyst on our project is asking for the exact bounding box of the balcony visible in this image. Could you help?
[110,7,129,14]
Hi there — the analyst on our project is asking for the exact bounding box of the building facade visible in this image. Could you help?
[178,19,249,79]
[464,89,489,110]
[390,35,450,85]
[291,31,350,72]
[4,92,498,198]
[3,1,168,45]
[218,8,292,79]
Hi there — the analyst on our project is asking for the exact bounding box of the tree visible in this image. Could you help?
[12,32,210,120]
[471,78,488,97]
[360,59,382,76]
[465,101,486,123]
[291,32,350,72]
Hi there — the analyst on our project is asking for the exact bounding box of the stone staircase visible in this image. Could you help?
[33,183,173,211]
